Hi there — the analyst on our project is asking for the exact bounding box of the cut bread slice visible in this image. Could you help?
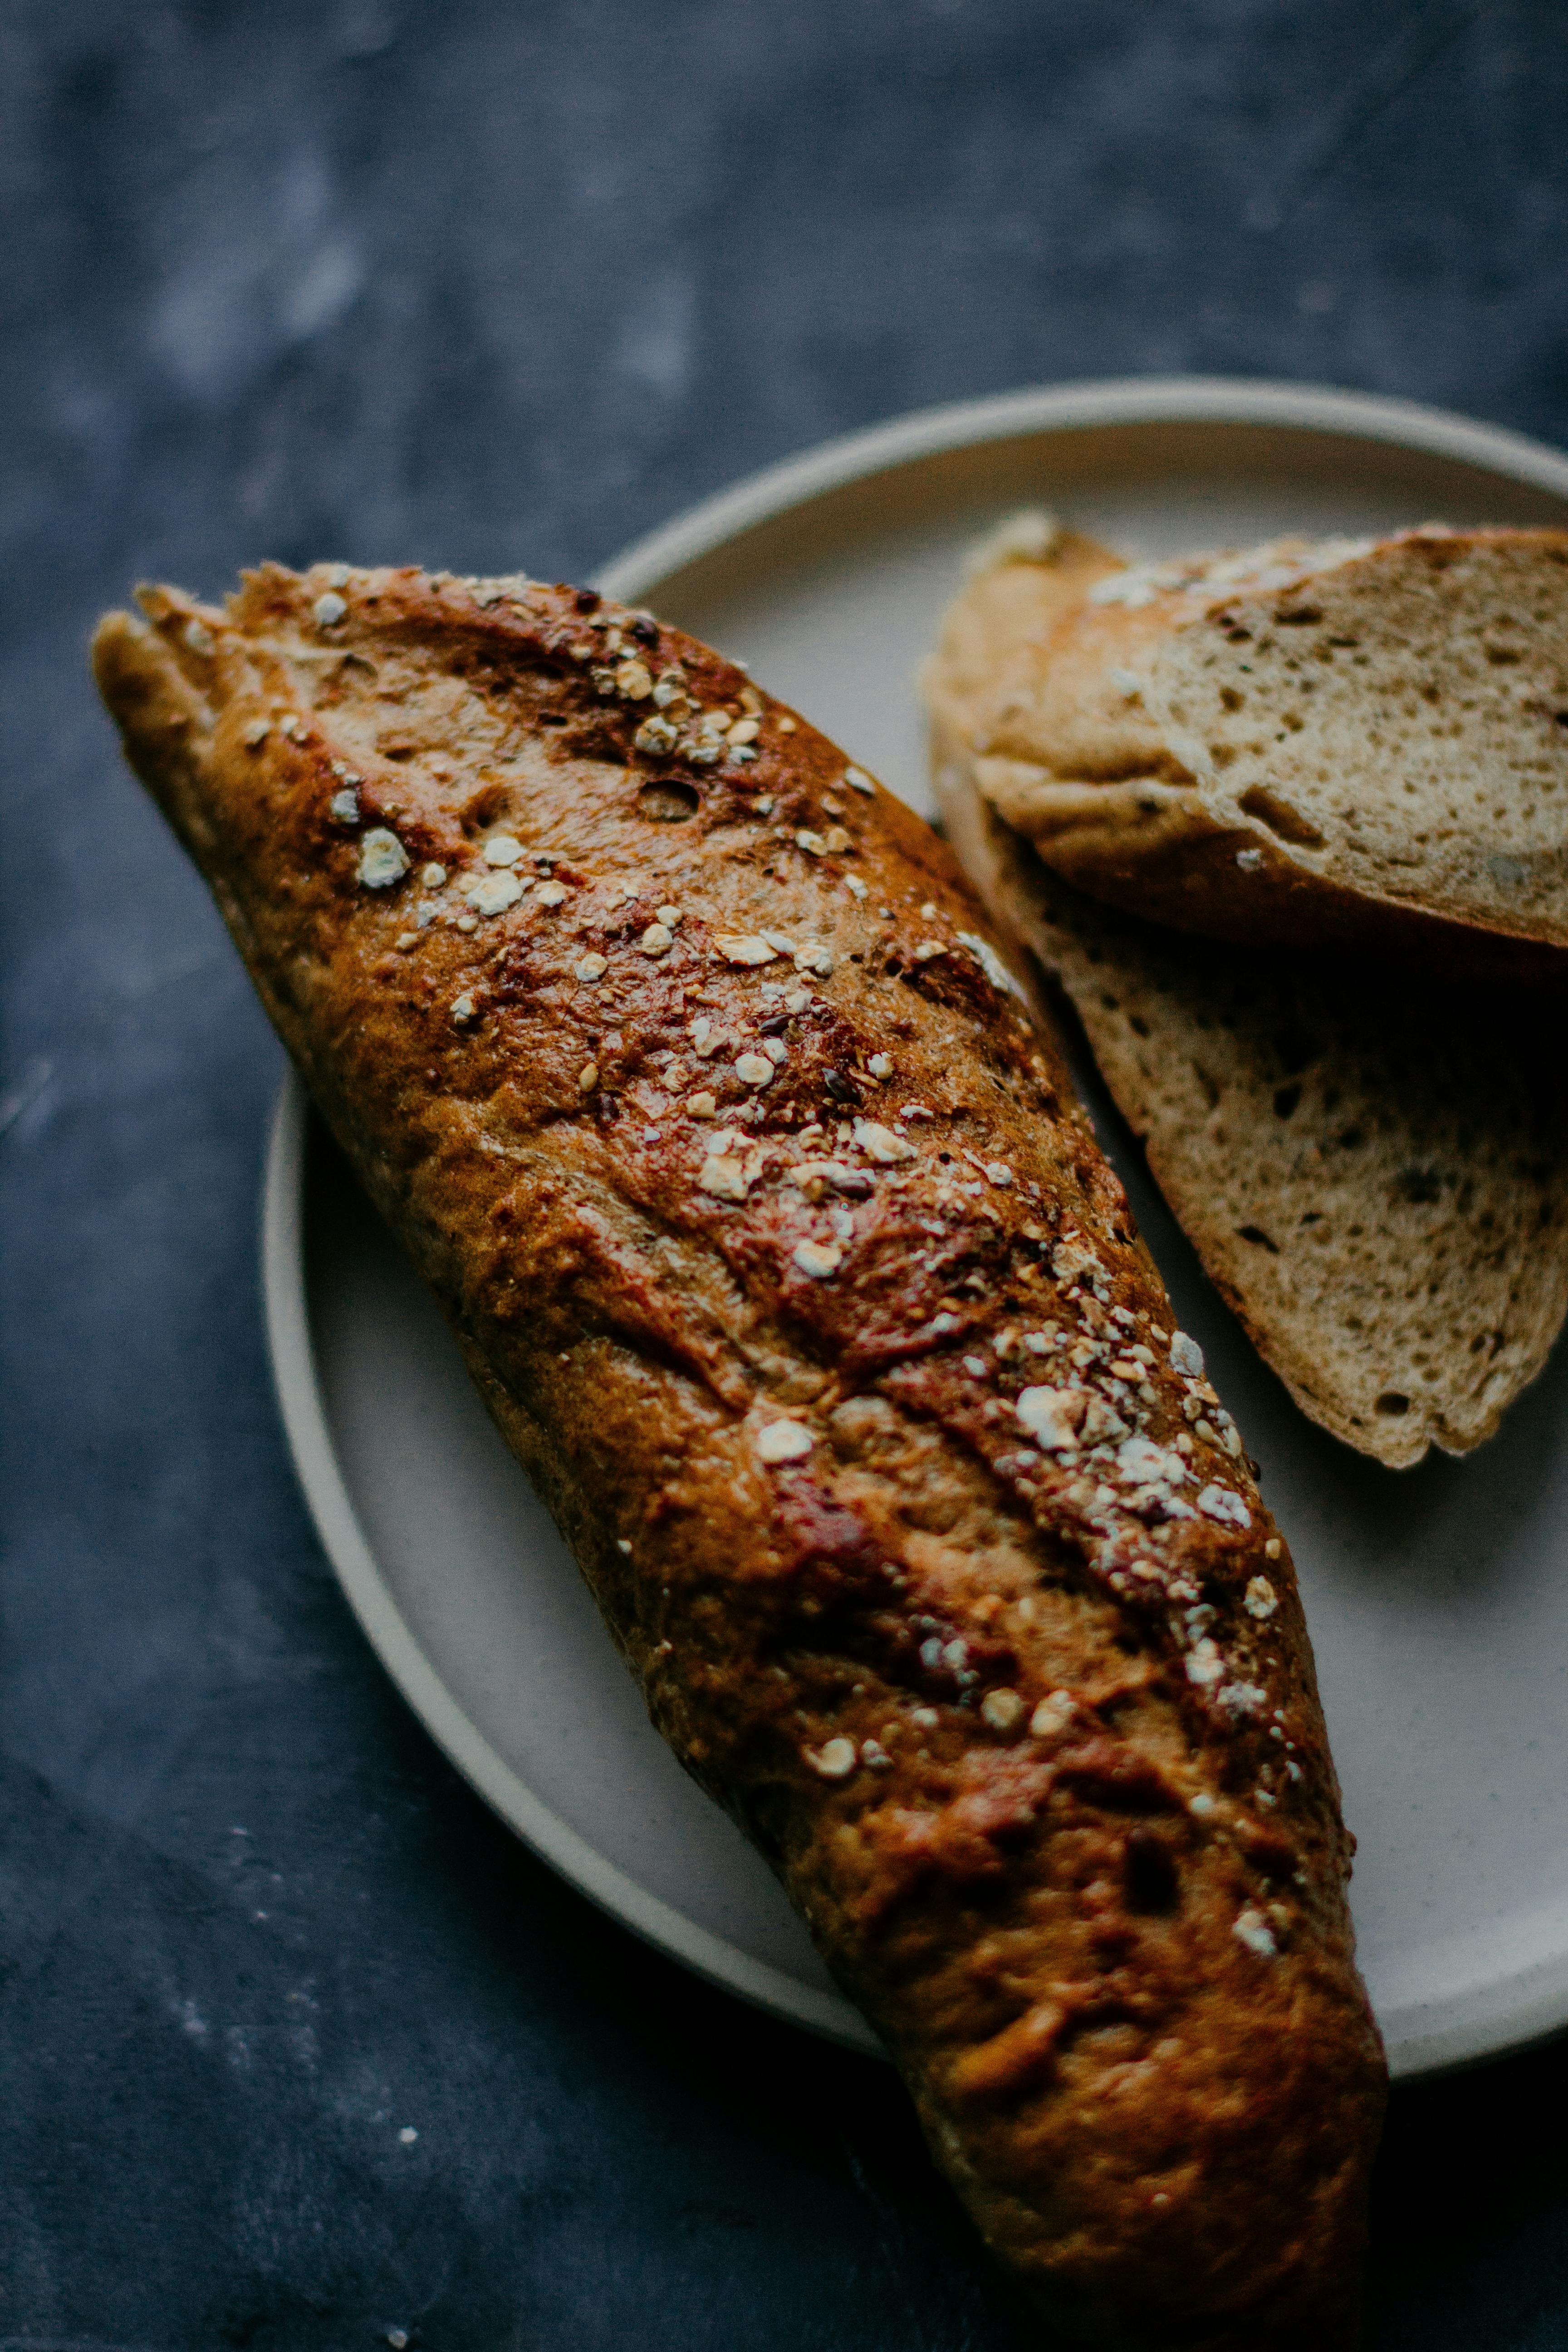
[930,712,1568,1468]
[936,519,1568,975]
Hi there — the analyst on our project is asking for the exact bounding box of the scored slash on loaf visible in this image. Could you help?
[93,560,1385,2346]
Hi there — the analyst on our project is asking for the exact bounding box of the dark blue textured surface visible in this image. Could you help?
[7,4,1568,2343]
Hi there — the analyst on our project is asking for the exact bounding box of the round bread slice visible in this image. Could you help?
[946,524,1568,974]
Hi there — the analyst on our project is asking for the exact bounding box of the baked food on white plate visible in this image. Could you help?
[928,521,1568,1467]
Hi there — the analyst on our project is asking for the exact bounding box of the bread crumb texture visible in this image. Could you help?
[946,526,1568,970]
[929,584,1568,1469]
[93,561,1384,2346]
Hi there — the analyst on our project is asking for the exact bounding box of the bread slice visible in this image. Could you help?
[942,520,1568,974]
[930,734,1568,1469]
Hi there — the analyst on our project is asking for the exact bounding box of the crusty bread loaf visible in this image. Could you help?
[94,564,1384,2345]
[941,520,1568,972]
[931,753,1568,1468]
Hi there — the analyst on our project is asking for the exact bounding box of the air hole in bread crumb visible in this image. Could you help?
[638,779,700,822]
[1272,1084,1301,1120]
[1376,1392,1411,1416]
[1236,1225,1280,1253]
[458,780,510,832]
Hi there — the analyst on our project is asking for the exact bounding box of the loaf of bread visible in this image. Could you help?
[940,518,1568,972]
[94,563,1385,2346]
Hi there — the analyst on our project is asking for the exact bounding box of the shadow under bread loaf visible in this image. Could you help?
[94,562,1385,2347]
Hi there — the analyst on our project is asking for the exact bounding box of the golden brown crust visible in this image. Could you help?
[943,526,1568,979]
[93,561,1385,2344]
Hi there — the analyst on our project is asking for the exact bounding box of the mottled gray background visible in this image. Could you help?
[6,3,1568,2346]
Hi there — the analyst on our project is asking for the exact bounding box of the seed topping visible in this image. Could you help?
[756,1419,814,1465]
[358,830,410,888]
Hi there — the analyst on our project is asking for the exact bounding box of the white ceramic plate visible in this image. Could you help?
[265,378,1568,2079]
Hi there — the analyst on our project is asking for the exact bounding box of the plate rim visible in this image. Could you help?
[265,374,1568,2080]
[596,372,1568,603]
